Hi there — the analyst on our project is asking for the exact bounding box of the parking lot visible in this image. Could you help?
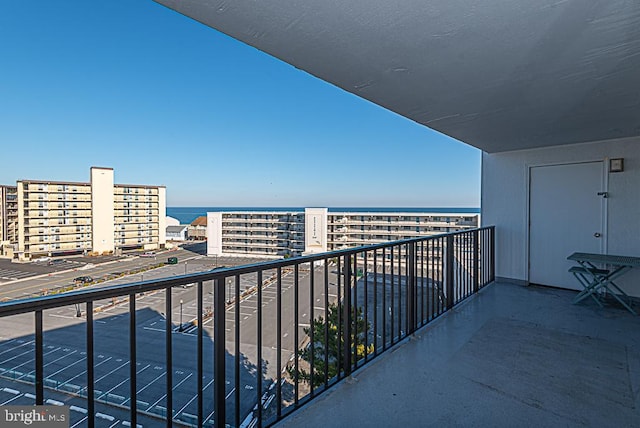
[0,245,376,428]
[0,291,222,426]
[0,258,87,284]
[0,253,286,426]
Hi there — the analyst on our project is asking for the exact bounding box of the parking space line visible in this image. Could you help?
[1,393,23,406]
[0,337,20,350]
[0,340,34,358]
[175,378,214,417]
[9,346,61,372]
[70,416,88,428]
[127,370,166,400]
[91,360,130,385]
[226,312,253,318]
[41,348,74,367]
[47,354,85,378]
[145,372,193,412]
[1,348,38,366]
[59,356,112,388]
[98,364,151,401]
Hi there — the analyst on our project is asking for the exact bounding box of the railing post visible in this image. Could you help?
[165,287,173,427]
[342,254,352,376]
[35,310,43,405]
[446,234,454,309]
[490,226,496,282]
[86,302,95,428]
[129,294,137,428]
[197,281,203,426]
[473,229,479,293]
[408,242,417,334]
[214,278,226,428]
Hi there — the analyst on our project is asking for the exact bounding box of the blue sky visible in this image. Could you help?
[0,1,480,208]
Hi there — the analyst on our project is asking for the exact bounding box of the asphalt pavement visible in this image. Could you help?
[0,248,337,427]
[0,248,434,427]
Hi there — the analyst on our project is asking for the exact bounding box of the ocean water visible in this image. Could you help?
[166,207,480,225]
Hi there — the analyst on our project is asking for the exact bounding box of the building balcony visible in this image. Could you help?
[4,226,637,427]
[275,280,640,427]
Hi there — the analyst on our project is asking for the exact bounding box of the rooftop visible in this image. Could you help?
[191,216,207,226]
[166,225,188,233]
[276,281,640,427]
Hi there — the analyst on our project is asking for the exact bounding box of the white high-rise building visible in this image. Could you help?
[207,208,478,258]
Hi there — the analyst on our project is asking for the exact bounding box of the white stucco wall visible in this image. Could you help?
[91,167,115,254]
[304,208,328,255]
[482,137,640,297]
[207,212,223,256]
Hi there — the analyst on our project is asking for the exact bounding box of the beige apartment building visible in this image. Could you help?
[0,185,19,258]
[9,167,166,260]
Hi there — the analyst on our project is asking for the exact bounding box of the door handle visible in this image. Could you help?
[594,233,601,238]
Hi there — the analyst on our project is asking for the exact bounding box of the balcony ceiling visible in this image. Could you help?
[154,0,640,153]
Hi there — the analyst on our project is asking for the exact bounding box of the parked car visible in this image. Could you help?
[140,252,156,258]
[73,276,93,284]
[47,259,67,266]
[167,256,178,265]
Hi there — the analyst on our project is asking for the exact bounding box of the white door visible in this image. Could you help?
[529,162,605,289]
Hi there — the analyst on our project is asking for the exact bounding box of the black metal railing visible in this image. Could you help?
[0,226,494,427]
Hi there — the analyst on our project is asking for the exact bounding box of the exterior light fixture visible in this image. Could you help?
[609,158,624,173]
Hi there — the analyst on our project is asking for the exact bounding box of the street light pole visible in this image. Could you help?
[179,299,183,332]
[184,261,187,275]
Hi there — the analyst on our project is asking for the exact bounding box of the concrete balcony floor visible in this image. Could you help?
[275,282,640,428]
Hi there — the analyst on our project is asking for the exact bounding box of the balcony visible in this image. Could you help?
[3,224,639,427]
[275,280,640,428]
[0,227,494,427]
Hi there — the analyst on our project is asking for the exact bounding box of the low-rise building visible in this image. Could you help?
[187,216,208,240]
[166,225,189,241]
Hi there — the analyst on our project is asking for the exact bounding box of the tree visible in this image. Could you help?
[288,303,374,388]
